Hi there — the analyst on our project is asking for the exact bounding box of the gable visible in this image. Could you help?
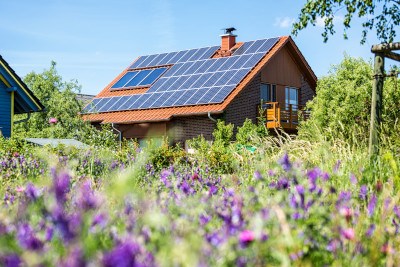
[261,46,303,88]
[0,56,44,114]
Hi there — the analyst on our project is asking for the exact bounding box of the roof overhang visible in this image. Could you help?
[0,55,45,114]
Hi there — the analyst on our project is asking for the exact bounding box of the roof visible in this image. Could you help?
[0,55,44,114]
[83,36,316,124]
[25,138,89,149]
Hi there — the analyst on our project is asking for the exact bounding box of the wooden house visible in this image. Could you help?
[0,55,44,138]
[83,30,317,144]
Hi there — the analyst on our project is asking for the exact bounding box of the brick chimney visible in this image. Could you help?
[220,27,237,51]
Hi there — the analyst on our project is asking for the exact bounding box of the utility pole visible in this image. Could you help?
[369,42,400,156]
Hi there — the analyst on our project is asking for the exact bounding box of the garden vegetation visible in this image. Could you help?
[0,56,399,266]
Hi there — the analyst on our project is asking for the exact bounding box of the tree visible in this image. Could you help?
[292,0,400,44]
[299,55,400,142]
[13,62,117,147]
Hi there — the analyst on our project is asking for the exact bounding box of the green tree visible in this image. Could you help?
[13,62,117,147]
[292,0,399,44]
[299,55,400,143]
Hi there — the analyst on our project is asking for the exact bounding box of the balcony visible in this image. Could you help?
[262,102,310,131]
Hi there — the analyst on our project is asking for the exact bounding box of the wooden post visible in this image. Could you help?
[368,53,385,156]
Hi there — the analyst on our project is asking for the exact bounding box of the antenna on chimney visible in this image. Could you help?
[223,27,237,35]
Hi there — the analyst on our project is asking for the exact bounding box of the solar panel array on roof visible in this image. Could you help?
[83,37,279,114]
[111,67,168,89]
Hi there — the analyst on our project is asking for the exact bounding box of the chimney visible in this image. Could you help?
[220,27,237,51]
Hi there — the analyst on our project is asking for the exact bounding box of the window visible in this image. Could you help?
[285,87,299,109]
[260,83,276,102]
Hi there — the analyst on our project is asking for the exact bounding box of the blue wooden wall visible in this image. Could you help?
[0,80,11,138]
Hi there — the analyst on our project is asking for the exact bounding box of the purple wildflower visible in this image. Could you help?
[17,223,43,251]
[199,214,211,226]
[253,171,262,181]
[327,239,340,252]
[368,194,377,217]
[60,247,86,267]
[103,240,154,267]
[53,172,71,204]
[2,254,21,267]
[394,205,400,219]
[92,213,108,228]
[209,185,218,195]
[349,174,357,184]
[359,185,368,200]
[276,177,289,190]
[25,183,39,201]
[278,153,292,172]
[76,181,98,211]
[366,224,375,237]
[333,160,341,173]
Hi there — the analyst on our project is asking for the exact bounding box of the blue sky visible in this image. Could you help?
[0,0,391,95]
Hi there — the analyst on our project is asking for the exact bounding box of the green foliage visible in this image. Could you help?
[212,119,233,146]
[148,138,186,171]
[12,61,118,148]
[292,0,399,44]
[236,118,259,146]
[299,55,400,144]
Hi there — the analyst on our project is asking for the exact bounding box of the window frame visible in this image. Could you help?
[260,83,276,102]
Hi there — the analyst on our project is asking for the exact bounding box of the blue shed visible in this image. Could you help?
[0,55,44,138]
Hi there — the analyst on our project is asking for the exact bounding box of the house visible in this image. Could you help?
[0,55,44,138]
[82,29,317,144]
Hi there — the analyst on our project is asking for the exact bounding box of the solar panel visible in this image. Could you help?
[185,88,207,105]
[242,53,264,69]
[198,86,221,104]
[209,85,235,103]
[119,95,140,110]
[195,59,214,73]
[256,37,279,53]
[182,60,206,75]
[83,98,101,113]
[190,72,213,89]
[136,54,157,68]
[111,71,139,89]
[177,49,197,63]
[153,91,174,107]
[233,41,255,55]
[108,96,131,112]
[202,72,223,88]
[229,54,252,70]
[158,52,177,66]
[138,68,167,86]
[125,69,152,87]
[168,76,190,91]
[85,38,281,113]
[174,89,197,106]
[98,96,121,112]
[130,56,147,69]
[161,90,182,107]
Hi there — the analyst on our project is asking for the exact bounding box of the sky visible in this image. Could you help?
[0,0,396,95]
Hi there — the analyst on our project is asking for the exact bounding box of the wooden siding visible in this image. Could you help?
[0,80,11,137]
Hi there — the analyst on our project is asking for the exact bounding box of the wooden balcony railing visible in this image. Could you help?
[261,102,310,130]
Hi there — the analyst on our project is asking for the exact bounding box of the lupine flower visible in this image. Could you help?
[339,206,352,221]
[253,171,262,181]
[17,223,43,251]
[1,254,21,267]
[278,154,291,171]
[359,185,368,200]
[103,240,154,267]
[199,214,211,226]
[349,174,357,184]
[25,183,40,201]
[76,181,98,211]
[366,224,375,237]
[60,247,86,267]
[49,117,58,124]
[53,172,71,204]
[239,230,255,244]
[394,205,400,219]
[367,194,377,217]
[341,228,355,240]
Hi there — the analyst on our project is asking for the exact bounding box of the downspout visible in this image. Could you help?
[111,123,122,150]
[208,112,217,123]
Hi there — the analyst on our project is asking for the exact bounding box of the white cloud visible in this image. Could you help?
[274,17,295,28]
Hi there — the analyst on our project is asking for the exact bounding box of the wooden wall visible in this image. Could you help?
[260,46,306,105]
[0,80,11,137]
